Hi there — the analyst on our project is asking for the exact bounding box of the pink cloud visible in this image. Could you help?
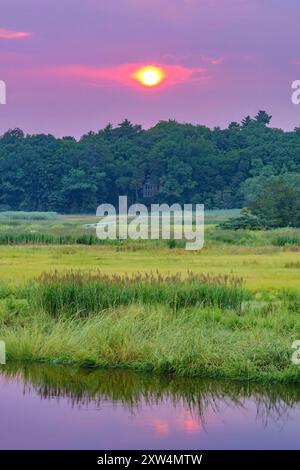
[0,28,32,40]
[211,57,224,65]
[199,55,224,66]
[48,63,207,88]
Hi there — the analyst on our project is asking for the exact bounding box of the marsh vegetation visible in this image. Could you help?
[0,211,299,382]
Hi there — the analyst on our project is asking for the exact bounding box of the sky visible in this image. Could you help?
[0,0,300,138]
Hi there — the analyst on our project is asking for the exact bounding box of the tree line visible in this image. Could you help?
[0,111,300,215]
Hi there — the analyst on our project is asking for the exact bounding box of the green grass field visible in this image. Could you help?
[0,210,299,382]
[0,243,299,291]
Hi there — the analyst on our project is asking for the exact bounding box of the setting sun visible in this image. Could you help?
[135,66,164,87]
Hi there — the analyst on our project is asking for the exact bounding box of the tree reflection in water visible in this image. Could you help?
[1,363,299,429]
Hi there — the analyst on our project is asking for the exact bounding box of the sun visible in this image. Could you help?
[135,66,164,87]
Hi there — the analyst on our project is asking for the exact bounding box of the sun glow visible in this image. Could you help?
[135,66,164,87]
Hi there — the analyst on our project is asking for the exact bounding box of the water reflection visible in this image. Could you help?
[0,364,299,449]
[2,364,300,426]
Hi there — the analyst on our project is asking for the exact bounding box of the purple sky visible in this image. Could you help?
[1,0,300,137]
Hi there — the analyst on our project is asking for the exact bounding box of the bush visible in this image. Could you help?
[219,213,266,230]
[248,176,300,228]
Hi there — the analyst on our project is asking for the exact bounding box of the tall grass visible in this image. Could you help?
[0,211,60,221]
[32,270,248,316]
[206,229,260,245]
[0,232,179,248]
[271,232,300,246]
[0,232,103,245]
[0,226,299,248]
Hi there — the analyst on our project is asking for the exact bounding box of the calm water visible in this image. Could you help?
[0,364,299,450]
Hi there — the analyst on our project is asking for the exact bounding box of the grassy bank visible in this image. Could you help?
[0,272,299,383]
[1,303,300,383]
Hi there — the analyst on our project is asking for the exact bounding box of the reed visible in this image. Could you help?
[0,211,60,221]
[0,232,104,245]
[31,270,248,316]
[271,232,300,246]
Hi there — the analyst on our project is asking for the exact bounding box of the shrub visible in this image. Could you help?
[219,213,266,230]
[248,177,300,228]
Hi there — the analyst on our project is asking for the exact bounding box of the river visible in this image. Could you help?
[0,364,299,449]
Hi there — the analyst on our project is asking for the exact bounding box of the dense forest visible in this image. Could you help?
[0,111,300,214]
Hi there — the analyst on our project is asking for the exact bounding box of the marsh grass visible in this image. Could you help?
[31,270,248,316]
[0,211,60,221]
[284,261,300,269]
[0,222,299,251]
[0,271,299,382]
[1,301,300,382]
[0,212,298,382]
[271,232,300,246]
[0,232,104,245]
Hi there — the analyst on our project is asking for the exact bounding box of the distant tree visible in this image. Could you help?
[248,176,300,227]
[228,122,240,130]
[254,110,272,126]
[241,116,253,128]
[0,112,299,213]
[240,165,276,203]
[1,128,24,144]
[61,169,99,213]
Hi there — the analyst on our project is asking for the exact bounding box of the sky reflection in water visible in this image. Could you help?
[0,364,299,450]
